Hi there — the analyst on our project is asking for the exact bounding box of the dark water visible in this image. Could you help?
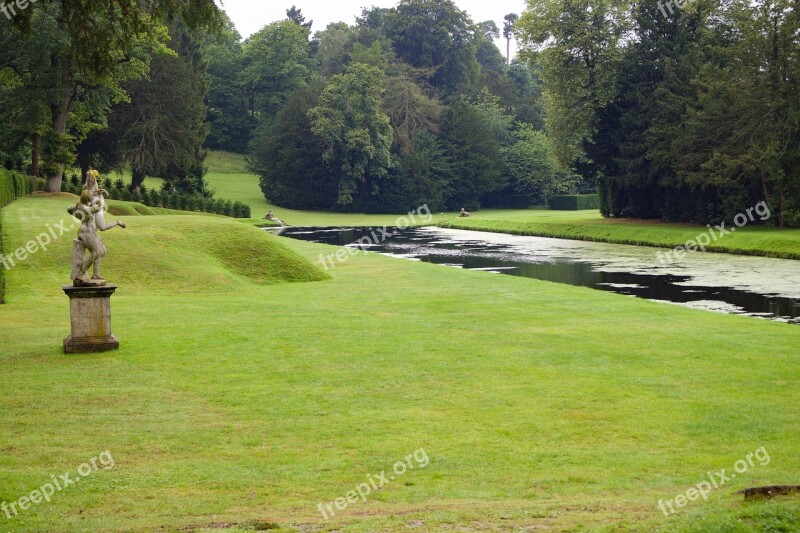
[271,226,800,324]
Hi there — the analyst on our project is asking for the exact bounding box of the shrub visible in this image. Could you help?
[148,190,161,207]
[0,169,32,304]
[549,194,600,210]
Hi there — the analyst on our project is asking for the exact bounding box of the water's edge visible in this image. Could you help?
[270,226,800,325]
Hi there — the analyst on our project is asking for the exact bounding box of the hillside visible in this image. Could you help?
[0,195,328,303]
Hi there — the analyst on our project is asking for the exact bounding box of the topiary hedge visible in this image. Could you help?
[549,194,600,210]
[1,169,33,303]
[60,178,251,219]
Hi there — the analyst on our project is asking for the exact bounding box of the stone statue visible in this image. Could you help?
[265,210,288,227]
[67,170,126,286]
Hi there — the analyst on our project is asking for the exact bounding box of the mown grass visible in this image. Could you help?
[441,214,800,260]
[0,193,798,532]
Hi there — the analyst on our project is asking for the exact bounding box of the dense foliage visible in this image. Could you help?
[244,1,566,213]
[548,194,600,210]
[0,0,219,194]
[518,0,800,226]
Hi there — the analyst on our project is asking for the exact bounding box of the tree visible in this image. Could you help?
[384,0,480,95]
[440,90,513,209]
[249,82,338,209]
[286,6,313,31]
[517,0,630,165]
[308,63,393,206]
[202,12,255,153]
[1,4,151,190]
[479,20,500,41]
[503,126,563,205]
[242,20,312,119]
[400,130,454,210]
[110,20,210,194]
[475,33,506,73]
[314,22,358,76]
[502,14,518,65]
[672,0,800,226]
[7,0,220,192]
[383,70,442,155]
[0,13,58,174]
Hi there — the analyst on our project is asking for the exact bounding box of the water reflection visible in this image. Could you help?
[272,226,800,324]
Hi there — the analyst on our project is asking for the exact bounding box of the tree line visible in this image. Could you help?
[2,0,794,224]
[0,0,219,196]
[210,1,586,213]
[518,0,800,226]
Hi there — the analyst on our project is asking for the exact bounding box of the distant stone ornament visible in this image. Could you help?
[63,170,126,354]
[67,170,126,287]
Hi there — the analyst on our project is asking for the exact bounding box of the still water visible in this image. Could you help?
[271,226,800,324]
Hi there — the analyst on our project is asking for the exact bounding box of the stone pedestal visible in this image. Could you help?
[62,285,119,354]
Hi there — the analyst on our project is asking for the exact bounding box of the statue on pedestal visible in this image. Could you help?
[67,170,126,286]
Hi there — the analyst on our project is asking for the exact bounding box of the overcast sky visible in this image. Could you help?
[220,0,526,57]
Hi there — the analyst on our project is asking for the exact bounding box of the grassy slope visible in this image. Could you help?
[196,151,454,227]
[0,194,798,532]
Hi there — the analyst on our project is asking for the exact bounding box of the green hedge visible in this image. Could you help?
[1,169,32,304]
[549,194,600,210]
[61,179,251,219]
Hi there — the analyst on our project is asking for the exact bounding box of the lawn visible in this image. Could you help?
[441,214,800,260]
[147,151,455,228]
[0,194,798,532]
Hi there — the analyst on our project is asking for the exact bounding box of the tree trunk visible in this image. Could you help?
[131,166,146,193]
[44,105,69,193]
[31,133,40,177]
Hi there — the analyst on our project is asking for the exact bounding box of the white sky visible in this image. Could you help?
[219,0,526,57]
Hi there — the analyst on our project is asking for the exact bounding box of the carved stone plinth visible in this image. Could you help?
[62,285,119,354]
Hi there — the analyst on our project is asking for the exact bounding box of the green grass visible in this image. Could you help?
[441,211,800,260]
[0,193,798,532]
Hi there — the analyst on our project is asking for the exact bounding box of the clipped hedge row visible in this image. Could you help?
[61,179,251,219]
[549,194,600,210]
[0,169,31,208]
[1,169,33,304]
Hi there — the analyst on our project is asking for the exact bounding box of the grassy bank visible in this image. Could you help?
[440,212,800,260]
[0,194,798,531]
